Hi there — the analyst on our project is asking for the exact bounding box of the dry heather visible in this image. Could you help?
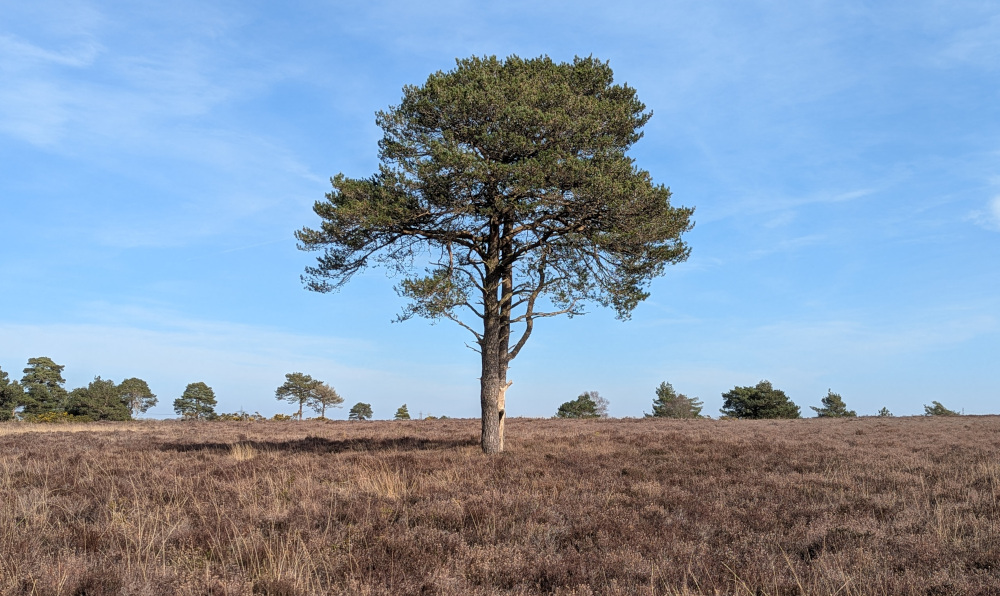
[0,416,997,595]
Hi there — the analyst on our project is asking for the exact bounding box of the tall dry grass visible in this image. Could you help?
[0,416,997,595]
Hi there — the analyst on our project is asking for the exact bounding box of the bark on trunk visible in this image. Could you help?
[480,218,510,454]
[480,304,507,453]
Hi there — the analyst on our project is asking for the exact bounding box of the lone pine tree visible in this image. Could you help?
[349,402,373,421]
[297,55,693,453]
[174,382,217,420]
[810,389,856,418]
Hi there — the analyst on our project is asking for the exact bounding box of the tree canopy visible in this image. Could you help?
[309,382,343,418]
[174,382,218,420]
[924,401,959,416]
[275,372,321,420]
[21,357,68,416]
[810,390,856,418]
[394,404,411,420]
[555,391,608,419]
[120,377,157,416]
[720,380,800,419]
[296,54,693,453]
[67,377,132,421]
[647,381,703,419]
[0,366,22,421]
[349,402,373,421]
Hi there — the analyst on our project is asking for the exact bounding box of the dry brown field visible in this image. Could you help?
[0,416,998,595]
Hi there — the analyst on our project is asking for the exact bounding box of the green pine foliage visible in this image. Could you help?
[923,401,959,416]
[647,382,703,418]
[309,382,343,418]
[21,357,68,416]
[0,366,23,421]
[349,402,373,421]
[275,372,320,419]
[556,391,608,419]
[878,407,893,417]
[296,54,693,453]
[174,382,218,420]
[119,377,157,416]
[66,376,132,421]
[810,390,857,418]
[720,380,800,419]
[394,404,411,420]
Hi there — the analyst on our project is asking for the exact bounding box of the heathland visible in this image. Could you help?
[1,416,997,595]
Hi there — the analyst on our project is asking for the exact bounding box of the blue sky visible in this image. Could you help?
[2,0,998,419]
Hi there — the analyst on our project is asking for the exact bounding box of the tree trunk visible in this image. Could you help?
[480,311,505,454]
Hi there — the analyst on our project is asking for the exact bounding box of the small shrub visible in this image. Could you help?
[25,411,88,424]
[215,411,264,422]
[394,404,411,420]
[272,413,293,421]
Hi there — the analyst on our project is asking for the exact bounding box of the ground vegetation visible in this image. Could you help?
[0,417,996,594]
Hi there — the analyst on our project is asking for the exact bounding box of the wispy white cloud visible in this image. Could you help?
[932,11,1000,70]
[968,196,1000,231]
[0,33,103,67]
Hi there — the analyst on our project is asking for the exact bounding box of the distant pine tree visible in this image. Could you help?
[720,380,800,419]
[877,407,893,417]
[174,382,218,420]
[66,377,132,421]
[647,382,703,418]
[810,390,856,418]
[21,357,68,416]
[349,402,373,421]
[394,404,411,420]
[0,365,23,421]
[556,391,608,418]
[923,401,959,416]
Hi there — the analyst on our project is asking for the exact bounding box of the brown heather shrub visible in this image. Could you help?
[0,416,998,594]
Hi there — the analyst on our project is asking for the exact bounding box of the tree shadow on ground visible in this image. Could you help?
[159,435,478,455]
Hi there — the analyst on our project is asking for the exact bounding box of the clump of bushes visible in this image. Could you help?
[720,380,800,419]
[214,412,265,422]
[556,391,609,418]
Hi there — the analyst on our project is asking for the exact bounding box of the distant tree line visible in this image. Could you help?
[552,380,965,420]
[1,357,156,422]
[1,358,969,422]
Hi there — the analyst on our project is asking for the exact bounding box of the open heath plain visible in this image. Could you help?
[1,416,998,595]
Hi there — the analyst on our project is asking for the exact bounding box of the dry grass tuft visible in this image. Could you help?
[229,442,259,461]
